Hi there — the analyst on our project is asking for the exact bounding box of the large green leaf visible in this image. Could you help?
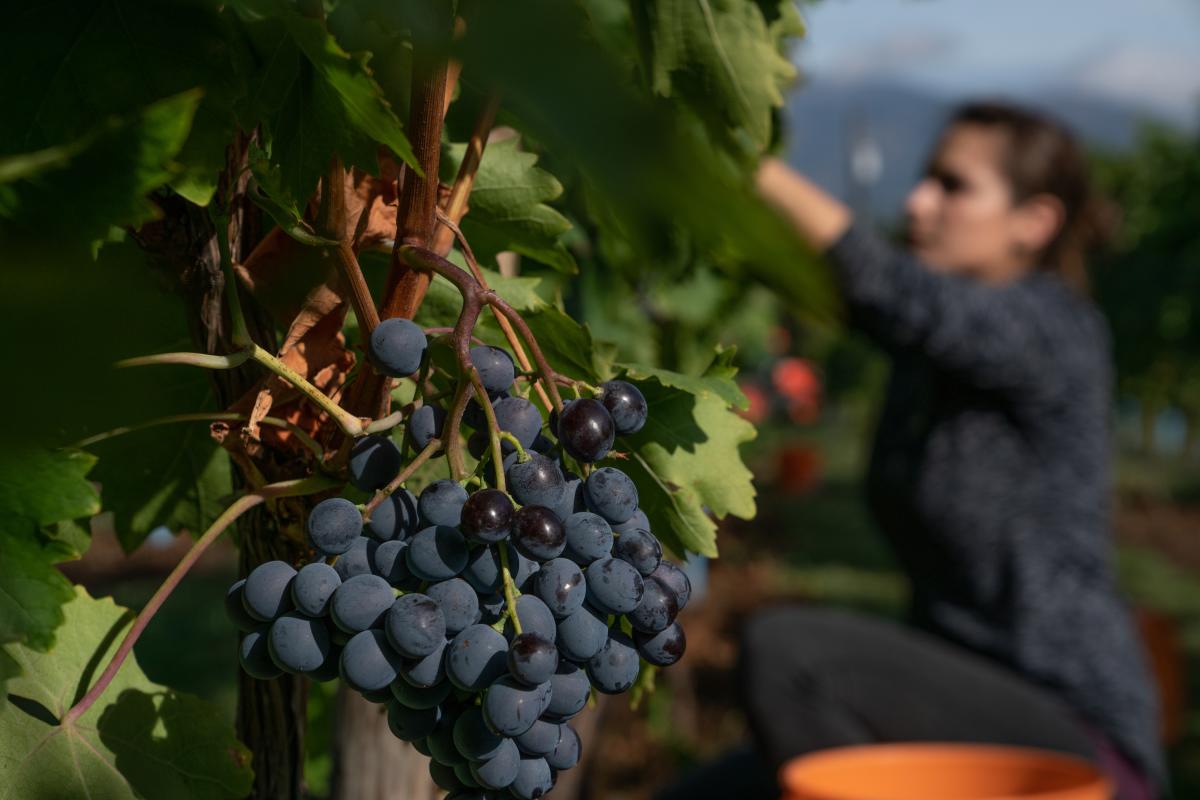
[0,92,202,246]
[0,587,253,799]
[442,137,577,274]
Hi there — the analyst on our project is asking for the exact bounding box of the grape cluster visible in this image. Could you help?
[225,333,687,799]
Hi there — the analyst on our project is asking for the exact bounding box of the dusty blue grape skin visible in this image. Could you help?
[628,575,678,634]
[340,629,404,691]
[400,638,447,688]
[426,578,480,634]
[225,579,259,632]
[544,660,590,722]
[583,467,639,525]
[505,594,557,643]
[584,557,644,616]
[370,539,410,585]
[554,604,609,663]
[507,633,558,687]
[612,528,662,577]
[470,736,521,790]
[418,479,469,527]
[348,434,403,491]
[334,536,375,581]
[446,624,509,691]
[453,706,504,761]
[367,488,419,542]
[586,630,640,694]
[612,508,650,536]
[463,543,505,594]
[511,505,566,562]
[387,699,442,741]
[531,558,585,619]
[239,627,282,679]
[470,345,516,394]
[330,573,395,634]
[242,561,297,622]
[515,719,560,756]
[406,525,469,582]
[545,724,581,771]
[306,646,342,682]
[599,379,648,435]
[635,621,686,667]
[649,560,692,612]
[509,756,554,800]
[385,593,446,658]
[407,404,446,451]
[292,563,341,617]
[492,396,543,450]
[268,612,332,674]
[369,317,427,377]
[507,454,566,508]
[562,512,613,566]
[307,497,363,555]
[550,477,585,524]
[483,675,551,737]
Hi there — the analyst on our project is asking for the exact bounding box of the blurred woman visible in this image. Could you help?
[735,102,1166,800]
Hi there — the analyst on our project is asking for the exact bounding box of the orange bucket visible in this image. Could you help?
[780,743,1112,800]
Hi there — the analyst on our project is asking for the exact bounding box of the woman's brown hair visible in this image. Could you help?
[946,101,1111,292]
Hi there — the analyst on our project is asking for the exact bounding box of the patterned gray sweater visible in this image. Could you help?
[827,223,1166,790]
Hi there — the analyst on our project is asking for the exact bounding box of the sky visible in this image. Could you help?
[792,0,1200,126]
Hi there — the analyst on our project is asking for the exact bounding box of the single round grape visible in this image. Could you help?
[306,647,342,682]
[330,573,395,634]
[613,528,662,577]
[507,454,566,508]
[429,759,464,792]
[483,675,550,737]
[307,497,363,555]
[507,633,558,687]
[385,593,445,658]
[446,624,509,691]
[427,709,465,766]
[453,706,504,761]
[418,479,469,527]
[557,398,614,463]
[239,627,282,679]
[470,737,520,790]
[551,477,585,524]
[334,536,375,581]
[471,345,516,394]
[463,543,508,594]
[562,512,613,566]
[406,525,469,581]
[225,579,259,632]
[515,719,560,757]
[369,317,428,377]
[387,699,441,741]
[340,629,403,691]
[492,396,543,450]
[628,575,679,634]
[242,561,297,622]
[349,434,402,491]
[649,561,692,612]
[390,676,451,710]
[531,558,585,619]
[477,592,505,625]
[586,557,644,616]
[545,724,581,771]
[544,660,589,722]
[584,467,638,525]
[635,621,686,667]
[426,578,480,635]
[366,488,419,542]
[612,507,650,535]
[505,594,557,643]
[407,404,446,451]
[510,756,554,800]
[600,380,648,435]
[291,562,341,617]
[266,612,331,674]
[399,638,447,688]
[460,488,514,543]
[586,630,640,694]
[511,505,566,562]
[370,539,410,585]
[555,604,609,663]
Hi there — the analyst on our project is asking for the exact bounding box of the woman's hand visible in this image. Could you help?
[755,157,853,252]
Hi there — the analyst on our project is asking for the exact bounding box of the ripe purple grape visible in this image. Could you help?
[635,621,686,666]
[242,561,297,622]
[511,505,566,562]
[470,345,516,394]
[418,479,469,527]
[612,528,662,576]
[507,632,558,686]
[348,434,403,491]
[307,497,363,555]
[557,398,615,462]
[599,379,648,435]
[584,466,638,524]
[369,317,428,377]
[459,488,514,544]
[506,454,566,508]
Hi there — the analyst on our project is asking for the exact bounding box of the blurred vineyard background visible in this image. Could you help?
[55,0,1200,797]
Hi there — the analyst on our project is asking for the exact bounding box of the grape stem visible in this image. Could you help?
[497,432,529,464]
[362,437,442,518]
[467,368,506,492]
[497,546,523,637]
[60,474,339,726]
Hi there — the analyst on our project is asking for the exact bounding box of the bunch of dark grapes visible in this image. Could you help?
[225,327,688,799]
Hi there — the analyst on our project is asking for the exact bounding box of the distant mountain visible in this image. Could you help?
[782,77,1181,224]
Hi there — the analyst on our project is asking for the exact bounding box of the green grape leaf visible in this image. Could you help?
[442,137,577,274]
[416,267,548,331]
[0,587,253,799]
[636,0,803,151]
[522,307,607,385]
[0,91,202,246]
[612,364,757,558]
[234,0,416,209]
[0,448,100,662]
[618,348,748,411]
[246,144,338,246]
